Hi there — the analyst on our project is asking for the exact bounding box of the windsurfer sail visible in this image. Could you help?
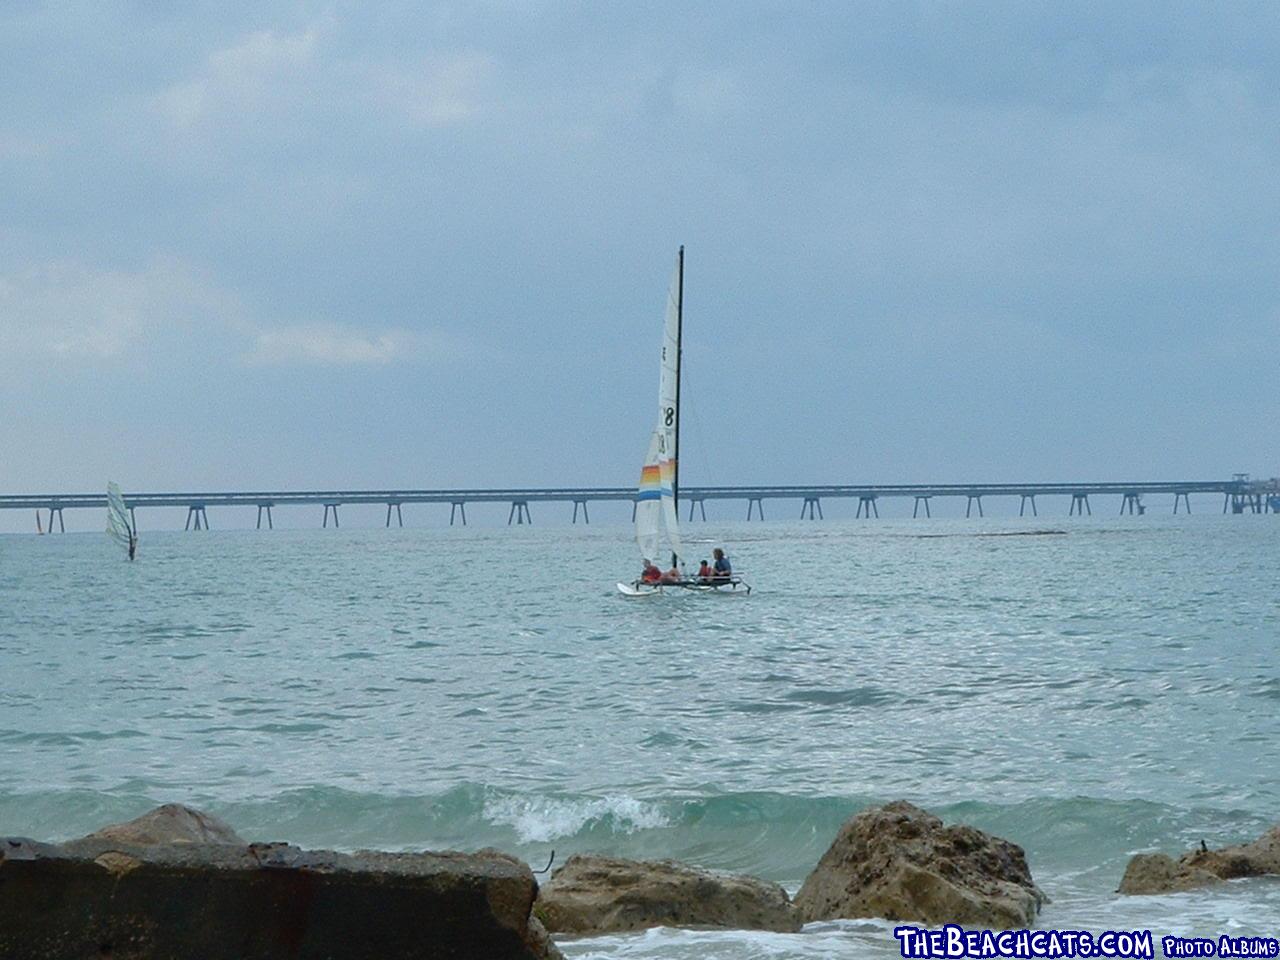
[107,481,137,561]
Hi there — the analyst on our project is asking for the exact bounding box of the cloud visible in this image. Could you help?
[370,52,494,127]
[0,256,452,373]
[244,324,428,365]
[153,22,325,128]
[0,258,234,362]
[150,21,491,134]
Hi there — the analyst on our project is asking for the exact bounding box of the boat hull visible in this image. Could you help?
[617,579,751,597]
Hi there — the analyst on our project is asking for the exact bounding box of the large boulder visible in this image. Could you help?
[0,806,562,960]
[794,801,1045,928]
[83,802,244,846]
[536,854,801,936]
[1118,826,1280,895]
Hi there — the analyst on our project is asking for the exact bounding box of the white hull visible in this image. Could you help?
[617,581,663,597]
[617,579,751,598]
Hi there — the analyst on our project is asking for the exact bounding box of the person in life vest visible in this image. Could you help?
[640,559,662,583]
[712,548,732,581]
[697,559,713,582]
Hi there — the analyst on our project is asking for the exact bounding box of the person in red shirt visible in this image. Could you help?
[697,559,712,582]
[640,559,662,583]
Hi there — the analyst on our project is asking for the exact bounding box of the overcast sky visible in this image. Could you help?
[2,2,1277,520]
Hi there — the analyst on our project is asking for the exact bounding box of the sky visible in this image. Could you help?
[2,1,1278,523]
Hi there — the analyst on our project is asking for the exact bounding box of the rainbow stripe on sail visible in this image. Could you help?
[637,459,676,501]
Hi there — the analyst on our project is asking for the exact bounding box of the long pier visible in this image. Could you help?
[4,478,1278,530]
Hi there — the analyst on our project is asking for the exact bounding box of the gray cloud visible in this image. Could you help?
[1,1,1277,512]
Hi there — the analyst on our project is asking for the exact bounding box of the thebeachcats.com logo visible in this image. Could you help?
[894,926,1280,960]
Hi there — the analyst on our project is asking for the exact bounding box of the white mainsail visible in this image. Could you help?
[106,481,134,552]
[635,251,683,564]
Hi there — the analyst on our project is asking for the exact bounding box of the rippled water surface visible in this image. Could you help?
[2,515,1277,957]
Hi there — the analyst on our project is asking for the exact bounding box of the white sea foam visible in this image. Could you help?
[482,792,671,844]
[560,919,897,959]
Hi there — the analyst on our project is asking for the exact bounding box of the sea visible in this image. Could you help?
[2,513,1278,958]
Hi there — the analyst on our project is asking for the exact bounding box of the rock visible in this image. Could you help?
[1118,826,1280,895]
[84,802,244,846]
[536,854,801,936]
[1,821,562,959]
[1189,825,1280,878]
[1116,853,1222,895]
[794,800,1046,928]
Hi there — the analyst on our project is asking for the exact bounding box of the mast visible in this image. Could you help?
[672,245,683,568]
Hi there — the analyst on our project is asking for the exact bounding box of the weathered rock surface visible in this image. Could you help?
[1118,826,1280,895]
[536,854,801,936]
[84,802,244,846]
[794,801,1046,928]
[0,805,562,960]
[1116,853,1223,895]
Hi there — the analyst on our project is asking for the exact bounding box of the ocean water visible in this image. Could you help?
[2,515,1278,957]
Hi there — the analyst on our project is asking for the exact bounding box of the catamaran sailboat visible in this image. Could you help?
[617,248,749,597]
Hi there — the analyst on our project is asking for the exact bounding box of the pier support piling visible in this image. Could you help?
[384,503,404,528]
[1069,494,1091,516]
[687,499,707,521]
[1019,494,1037,517]
[913,496,931,518]
[856,496,879,518]
[571,500,590,524]
[1120,493,1143,515]
[508,501,532,525]
[1173,492,1192,514]
[746,497,765,521]
[185,505,209,530]
[1223,492,1258,514]
[801,497,823,520]
[966,495,984,518]
[256,504,274,530]
[47,506,66,532]
[449,501,467,526]
[322,504,340,528]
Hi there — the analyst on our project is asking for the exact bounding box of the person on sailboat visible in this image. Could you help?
[696,559,713,583]
[712,548,732,581]
[660,562,682,584]
[640,559,662,584]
